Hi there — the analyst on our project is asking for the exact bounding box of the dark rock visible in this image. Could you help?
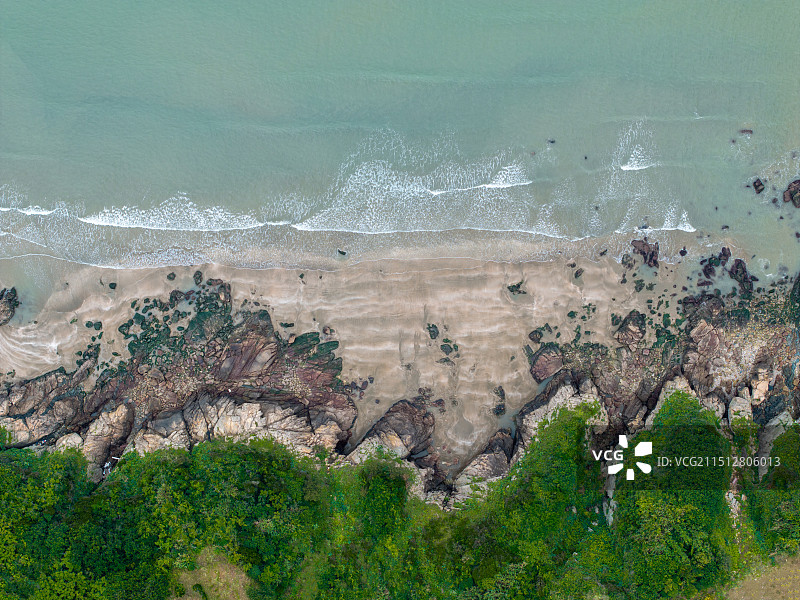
[492,403,506,416]
[615,310,646,346]
[526,342,563,382]
[729,259,754,295]
[169,290,185,307]
[753,178,765,194]
[507,281,526,295]
[515,371,577,437]
[718,247,731,266]
[440,343,453,356]
[784,180,800,207]
[702,263,716,279]
[740,129,753,135]
[0,287,19,326]
[631,238,659,268]
[337,248,347,256]
[193,270,203,286]
[528,329,543,343]
[109,283,117,290]
[752,392,789,426]
[621,253,635,270]
[679,247,687,257]
[426,323,439,339]
[167,272,176,281]
[574,268,584,278]
[788,273,800,326]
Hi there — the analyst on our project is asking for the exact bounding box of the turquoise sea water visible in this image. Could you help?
[2,1,800,275]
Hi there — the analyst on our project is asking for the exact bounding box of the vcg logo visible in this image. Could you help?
[592,435,652,480]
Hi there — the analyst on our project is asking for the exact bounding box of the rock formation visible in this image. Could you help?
[1,279,355,480]
[614,310,646,346]
[0,288,19,326]
[631,238,659,268]
[526,343,563,382]
[784,179,800,207]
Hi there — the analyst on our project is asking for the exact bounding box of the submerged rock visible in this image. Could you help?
[729,259,755,295]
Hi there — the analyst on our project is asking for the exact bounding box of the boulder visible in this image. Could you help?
[527,343,563,382]
[0,287,19,326]
[54,433,83,452]
[350,398,435,462]
[784,179,800,207]
[614,310,646,346]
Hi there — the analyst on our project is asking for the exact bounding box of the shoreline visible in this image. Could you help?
[2,238,798,483]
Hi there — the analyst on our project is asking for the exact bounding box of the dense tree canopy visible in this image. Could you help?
[0,395,797,599]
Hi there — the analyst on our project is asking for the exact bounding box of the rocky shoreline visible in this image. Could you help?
[1,247,799,507]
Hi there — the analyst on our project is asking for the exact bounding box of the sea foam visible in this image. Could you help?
[78,194,264,232]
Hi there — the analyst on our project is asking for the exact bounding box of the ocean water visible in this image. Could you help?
[2,1,800,285]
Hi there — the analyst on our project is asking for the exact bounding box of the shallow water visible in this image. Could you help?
[2,1,800,287]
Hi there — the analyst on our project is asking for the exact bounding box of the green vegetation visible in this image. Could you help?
[748,424,800,555]
[1,394,798,599]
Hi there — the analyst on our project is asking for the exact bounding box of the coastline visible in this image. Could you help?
[0,249,686,458]
[1,238,798,481]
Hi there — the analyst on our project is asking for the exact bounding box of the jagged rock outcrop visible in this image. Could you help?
[0,288,19,326]
[451,429,513,503]
[82,404,133,479]
[683,319,741,398]
[0,349,99,447]
[789,275,800,326]
[125,411,191,455]
[728,259,755,295]
[513,373,608,463]
[347,396,446,497]
[0,279,356,480]
[349,398,435,463]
